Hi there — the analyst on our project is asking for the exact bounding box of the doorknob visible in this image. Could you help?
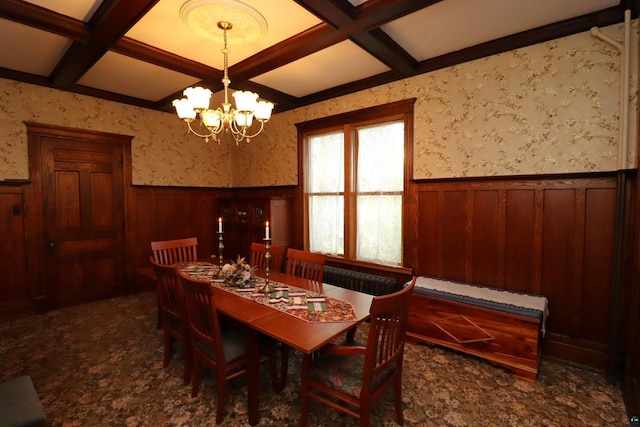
[48,242,55,254]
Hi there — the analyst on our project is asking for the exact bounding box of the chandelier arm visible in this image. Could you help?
[229,120,266,141]
[186,121,215,139]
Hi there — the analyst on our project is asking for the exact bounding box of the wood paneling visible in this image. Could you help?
[129,186,224,274]
[470,190,500,287]
[505,189,539,294]
[128,187,296,292]
[417,191,438,276]
[582,188,615,343]
[441,190,466,281]
[0,188,31,317]
[541,189,577,337]
[414,175,618,370]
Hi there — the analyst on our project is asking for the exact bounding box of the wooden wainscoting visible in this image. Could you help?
[127,186,296,292]
[0,185,32,319]
[411,173,619,370]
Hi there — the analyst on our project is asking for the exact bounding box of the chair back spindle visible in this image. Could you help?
[151,237,198,265]
[285,248,326,283]
[250,242,287,272]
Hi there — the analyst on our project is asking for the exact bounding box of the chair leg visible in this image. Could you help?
[394,373,404,425]
[360,407,371,427]
[215,377,226,424]
[345,325,357,342]
[182,353,191,386]
[182,336,192,386]
[191,358,200,398]
[163,333,171,368]
[156,297,162,329]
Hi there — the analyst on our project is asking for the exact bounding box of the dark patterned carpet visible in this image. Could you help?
[0,292,629,426]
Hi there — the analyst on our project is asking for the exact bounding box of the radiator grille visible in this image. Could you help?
[323,266,397,296]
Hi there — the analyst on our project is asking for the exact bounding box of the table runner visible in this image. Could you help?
[178,262,357,323]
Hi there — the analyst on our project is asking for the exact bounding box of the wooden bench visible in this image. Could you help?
[406,277,548,382]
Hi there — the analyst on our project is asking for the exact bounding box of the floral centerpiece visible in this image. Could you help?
[221,256,256,287]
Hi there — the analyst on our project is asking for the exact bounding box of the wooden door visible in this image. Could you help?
[41,137,125,307]
[26,123,130,310]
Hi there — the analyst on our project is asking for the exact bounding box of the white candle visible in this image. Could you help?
[265,221,270,239]
[218,217,223,233]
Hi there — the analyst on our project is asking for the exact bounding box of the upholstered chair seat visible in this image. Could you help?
[0,375,46,427]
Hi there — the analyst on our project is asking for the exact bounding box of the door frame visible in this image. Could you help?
[24,122,134,310]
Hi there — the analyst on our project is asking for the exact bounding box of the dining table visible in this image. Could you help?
[177,262,374,426]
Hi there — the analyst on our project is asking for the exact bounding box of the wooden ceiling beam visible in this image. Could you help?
[0,0,88,41]
[113,38,221,82]
[294,0,441,76]
[49,0,160,89]
[231,0,437,81]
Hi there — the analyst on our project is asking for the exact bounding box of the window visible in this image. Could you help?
[298,99,414,266]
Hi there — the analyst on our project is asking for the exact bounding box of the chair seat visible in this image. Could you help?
[0,375,46,427]
[307,352,394,398]
[197,325,247,363]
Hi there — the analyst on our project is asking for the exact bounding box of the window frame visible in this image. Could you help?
[296,99,415,266]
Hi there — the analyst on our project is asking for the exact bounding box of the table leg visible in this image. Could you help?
[246,327,261,425]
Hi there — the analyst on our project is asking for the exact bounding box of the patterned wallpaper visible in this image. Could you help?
[233,21,638,186]
[0,79,233,186]
[0,22,636,187]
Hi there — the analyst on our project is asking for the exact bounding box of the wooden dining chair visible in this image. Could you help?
[150,259,191,385]
[150,237,198,328]
[151,237,198,265]
[285,248,326,283]
[299,277,417,427]
[249,242,287,272]
[177,270,282,424]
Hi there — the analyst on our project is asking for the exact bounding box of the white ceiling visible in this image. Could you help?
[0,0,626,112]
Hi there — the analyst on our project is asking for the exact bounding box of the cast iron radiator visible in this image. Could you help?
[323,266,397,296]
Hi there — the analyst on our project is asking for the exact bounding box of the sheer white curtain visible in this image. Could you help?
[308,132,344,255]
[356,121,404,265]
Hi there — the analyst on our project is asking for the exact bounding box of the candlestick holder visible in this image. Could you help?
[217,231,224,277]
[261,237,274,294]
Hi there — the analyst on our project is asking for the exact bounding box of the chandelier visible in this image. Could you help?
[172,20,274,144]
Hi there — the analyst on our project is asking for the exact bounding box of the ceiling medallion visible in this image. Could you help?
[180,0,267,45]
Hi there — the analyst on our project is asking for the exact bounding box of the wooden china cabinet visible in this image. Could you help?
[218,197,291,263]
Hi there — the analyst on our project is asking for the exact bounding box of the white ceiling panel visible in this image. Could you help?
[0,19,71,76]
[0,0,625,112]
[77,52,201,102]
[125,0,322,70]
[251,40,390,97]
[22,0,103,21]
[382,0,622,61]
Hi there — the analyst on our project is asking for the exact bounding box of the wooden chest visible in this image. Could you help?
[407,278,546,382]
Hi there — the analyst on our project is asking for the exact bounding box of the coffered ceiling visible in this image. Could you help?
[0,0,632,114]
